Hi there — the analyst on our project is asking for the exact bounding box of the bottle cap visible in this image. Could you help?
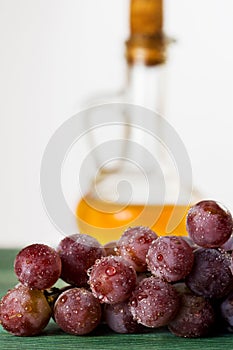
[125,0,167,65]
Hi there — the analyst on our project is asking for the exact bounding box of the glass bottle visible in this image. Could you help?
[76,0,199,244]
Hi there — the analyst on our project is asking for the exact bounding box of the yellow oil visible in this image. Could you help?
[76,194,189,245]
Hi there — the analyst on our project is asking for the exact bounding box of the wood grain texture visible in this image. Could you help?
[1,249,233,350]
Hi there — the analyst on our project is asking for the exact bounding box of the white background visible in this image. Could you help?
[0,0,232,247]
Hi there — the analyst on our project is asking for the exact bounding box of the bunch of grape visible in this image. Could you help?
[1,200,233,338]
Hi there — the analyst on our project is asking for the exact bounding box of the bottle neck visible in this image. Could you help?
[124,62,166,116]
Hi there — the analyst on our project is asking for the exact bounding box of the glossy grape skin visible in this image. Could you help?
[116,226,158,272]
[0,284,51,336]
[168,283,216,338]
[186,200,233,248]
[129,276,180,328]
[14,244,62,290]
[185,248,233,299]
[54,288,101,335]
[57,233,105,287]
[104,301,146,334]
[146,236,194,282]
[88,255,137,304]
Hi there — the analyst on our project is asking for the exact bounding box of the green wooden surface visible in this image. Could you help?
[1,249,233,350]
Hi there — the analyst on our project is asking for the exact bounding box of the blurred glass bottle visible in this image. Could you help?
[76,0,198,244]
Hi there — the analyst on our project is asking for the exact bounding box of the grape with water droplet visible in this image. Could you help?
[88,255,137,304]
[185,248,233,299]
[168,283,216,337]
[116,226,158,272]
[57,233,105,287]
[14,243,62,290]
[104,300,146,334]
[186,200,233,248]
[0,284,51,336]
[146,236,194,282]
[129,276,180,328]
[54,287,101,335]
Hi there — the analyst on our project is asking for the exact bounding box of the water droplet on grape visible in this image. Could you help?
[105,266,117,276]
[157,254,163,262]
[8,313,23,319]
[130,298,138,307]
[61,295,68,303]
[24,305,32,312]
[137,294,148,301]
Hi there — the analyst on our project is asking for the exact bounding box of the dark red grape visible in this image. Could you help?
[116,226,157,272]
[185,248,233,299]
[104,301,146,334]
[146,236,194,282]
[168,283,215,338]
[186,200,233,248]
[54,287,101,335]
[129,276,180,328]
[0,284,51,336]
[88,255,137,304]
[57,233,105,287]
[14,244,62,290]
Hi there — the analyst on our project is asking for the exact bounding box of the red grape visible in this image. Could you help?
[57,233,105,286]
[88,255,137,304]
[0,284,51,336]
[54,287,101,335]
[129,276,180,328]
[116,226,157,272]
[14,244,62,290]
[104,301,146,334]
[186,200,233,248]
[168,283,215,337]
[185,248,233,299]
[146,236,194,282]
